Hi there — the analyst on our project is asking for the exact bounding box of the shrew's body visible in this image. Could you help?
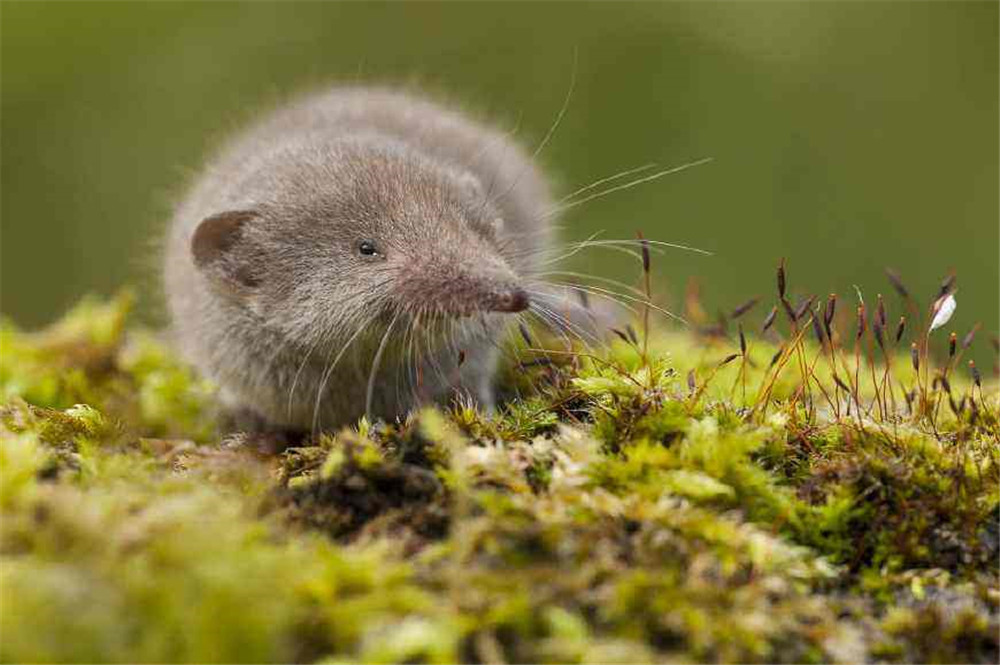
[164,86,554,431]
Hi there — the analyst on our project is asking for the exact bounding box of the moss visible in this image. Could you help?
[1,292,997,663]
[873,586,999,664]
[281,437,449,547]
[0,404,435,663]
[1,293,216,441]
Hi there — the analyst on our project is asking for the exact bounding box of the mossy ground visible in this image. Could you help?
[1,283,997,663]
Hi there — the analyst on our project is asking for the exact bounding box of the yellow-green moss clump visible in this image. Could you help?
[1,291,997,663]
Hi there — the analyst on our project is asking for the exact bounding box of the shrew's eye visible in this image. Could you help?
[358,240,379,257]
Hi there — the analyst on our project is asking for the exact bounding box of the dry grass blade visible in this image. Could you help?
[885,267,910,299]
[876,294,887,328]
[730,297,759,319]
[895,316,906,344]
[720,353,740,367]
[610,328,631,345]
[938,272,956,298]
[811,314,825,345]
[637,232,651,273]
[793,295,816,322]
[519,322,535,346]
[824,294,837,336]
[760,305,778,333]
[625,323,639,345]
[969,360,982,388]
[961,324,980,350]
[781,298,797,325]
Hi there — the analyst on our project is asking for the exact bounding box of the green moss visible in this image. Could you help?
[1,293,997,663]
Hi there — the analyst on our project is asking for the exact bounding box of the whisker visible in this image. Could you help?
[518,229,608,267]
[475,115,524,218]
[524,287,606,346]
[365,310,401,421]
[530,302,599,349]
[310,316,372,436]
[552,163,659,207]
[533,241,644,267]
[541,156,714,219]
[406,309,425,407]
[559,238,712,256]
[546,281,685,325]
[534,270,649,297]
[527,304,575,348]
[529,283,638,317]
[489,48,578,208]
[287,333,325,420]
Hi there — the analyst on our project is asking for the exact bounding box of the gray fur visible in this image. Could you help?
[164,86,555,432]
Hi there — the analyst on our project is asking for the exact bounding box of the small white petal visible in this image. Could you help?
[929,294,956,332]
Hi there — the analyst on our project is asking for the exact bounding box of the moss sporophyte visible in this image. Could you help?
[1,263,997,663]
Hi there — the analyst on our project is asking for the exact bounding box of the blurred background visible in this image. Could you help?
[2,1,997,363]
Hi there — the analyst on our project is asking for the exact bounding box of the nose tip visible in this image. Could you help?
[494,287,530,313]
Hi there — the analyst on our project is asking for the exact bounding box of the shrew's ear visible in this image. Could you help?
[191,210,261,288]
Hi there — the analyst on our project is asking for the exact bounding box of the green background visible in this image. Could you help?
[2,1,997,362]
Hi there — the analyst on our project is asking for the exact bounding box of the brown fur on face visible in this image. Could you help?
[163,86,555,432]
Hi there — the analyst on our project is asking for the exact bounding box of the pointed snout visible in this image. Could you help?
[490,287,530,313]
[396,250,530,316]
